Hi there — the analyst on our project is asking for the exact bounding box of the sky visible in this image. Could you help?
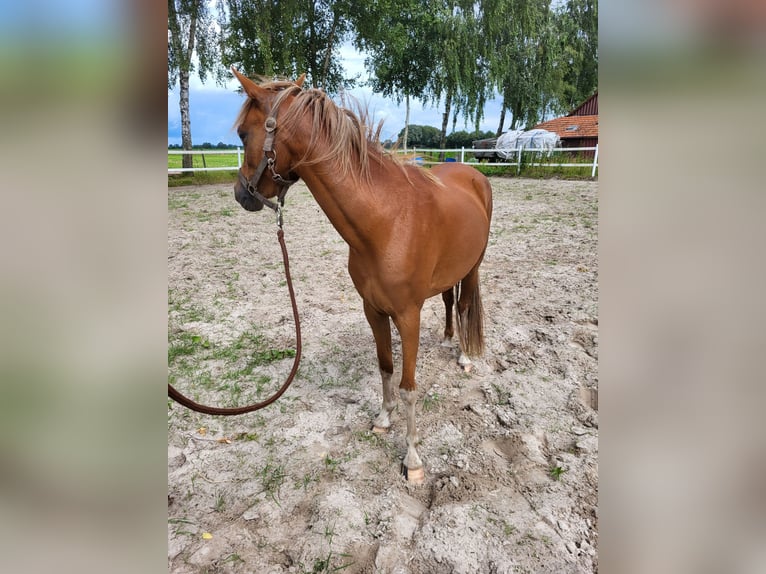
[168,42,506,147]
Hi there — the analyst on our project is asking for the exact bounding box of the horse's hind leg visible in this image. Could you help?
[363,301,396,433]
[441,288,455,346]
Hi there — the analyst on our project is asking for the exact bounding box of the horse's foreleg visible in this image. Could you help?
[363,301,396,433]
[393,308,425,484]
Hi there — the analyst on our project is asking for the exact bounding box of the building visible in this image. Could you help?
[534,92,598,155]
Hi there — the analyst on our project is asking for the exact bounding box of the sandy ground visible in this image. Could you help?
[168,176,598,573]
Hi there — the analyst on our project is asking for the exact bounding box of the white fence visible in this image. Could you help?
[407,144,599,177]
[168,144,598,177]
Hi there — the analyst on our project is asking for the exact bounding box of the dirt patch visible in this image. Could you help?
[168,177,598,573]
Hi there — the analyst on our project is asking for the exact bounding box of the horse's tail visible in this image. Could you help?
[455,275,485,358]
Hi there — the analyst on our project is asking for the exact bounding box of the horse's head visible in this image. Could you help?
[231,68,305,213]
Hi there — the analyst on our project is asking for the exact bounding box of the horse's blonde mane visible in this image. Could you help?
[235,77,442,188]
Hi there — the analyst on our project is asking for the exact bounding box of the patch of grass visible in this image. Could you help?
[322,452,355,476]
[168,517,196,537]
[213,489,226,512]
[221,553,244,565]
[168,332,210,363]
[469,164,513,177]
[195,210,213,222]
[258,461,286,504]
[491,382,512,405]
[168,292,213,324]
[168,171,238,187]
[422,391,442,412]
[168,196,189,210]
[302,523,354,574]
[226,271,240,296]
[323,454,342,475]
[549,465,567,481]
[353,429,384,446]
[168,324,296,400]
[487,515,517,537]
[237,432,259,442]
[295,470,320,491]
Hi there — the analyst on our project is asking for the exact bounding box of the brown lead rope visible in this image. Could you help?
[167,227,302,415]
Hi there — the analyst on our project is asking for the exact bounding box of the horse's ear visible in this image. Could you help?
[295,73,306,88]
[231,67,264,100]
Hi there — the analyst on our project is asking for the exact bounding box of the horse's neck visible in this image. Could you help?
[298,161,390,254]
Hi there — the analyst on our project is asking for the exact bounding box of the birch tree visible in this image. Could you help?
[351,0,437,150]
[426,1,490,153]
[482,0,554,134]
[168,0,222,169]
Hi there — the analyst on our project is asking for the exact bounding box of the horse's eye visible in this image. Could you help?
[238,131,247,143]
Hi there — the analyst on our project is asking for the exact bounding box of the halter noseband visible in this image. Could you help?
[238,105,299,219]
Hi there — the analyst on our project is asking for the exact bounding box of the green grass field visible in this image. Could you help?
[167,151,241,170]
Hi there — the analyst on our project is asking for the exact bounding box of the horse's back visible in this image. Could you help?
[430,163,493,222]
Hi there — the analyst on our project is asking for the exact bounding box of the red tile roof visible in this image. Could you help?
[533,114,598,139]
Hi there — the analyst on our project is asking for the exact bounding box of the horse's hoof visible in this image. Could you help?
[402,465,425,485]
[460,363,472,373]
[372,425,389,434]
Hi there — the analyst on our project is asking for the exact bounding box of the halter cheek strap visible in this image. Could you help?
[240,113,299,214]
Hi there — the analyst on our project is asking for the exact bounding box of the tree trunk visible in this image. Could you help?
[496,107,506,136]
[511,102,522,130]
[180,70,193,169]
[439,91,452,161]
[319,13,339,89]
[180,10,197,170]
[403,94,410,152]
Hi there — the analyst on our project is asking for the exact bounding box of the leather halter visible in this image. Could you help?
[238,108,299,216]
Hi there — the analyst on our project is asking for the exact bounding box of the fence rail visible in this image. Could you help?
[168,144,598,177]
[406,145,599,177]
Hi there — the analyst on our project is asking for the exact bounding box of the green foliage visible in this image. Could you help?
[446,130,496,149]
[168,0,223,89]
[218,0,355,93]
[555,0,598,111]
[485,0,555,130]
[396,124,442,148]
[169,0,597,151]
[351,0,438,104]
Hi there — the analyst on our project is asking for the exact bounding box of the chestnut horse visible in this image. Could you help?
[231,69,492,484]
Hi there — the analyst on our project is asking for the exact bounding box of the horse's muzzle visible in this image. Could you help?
[234,180,264,212]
